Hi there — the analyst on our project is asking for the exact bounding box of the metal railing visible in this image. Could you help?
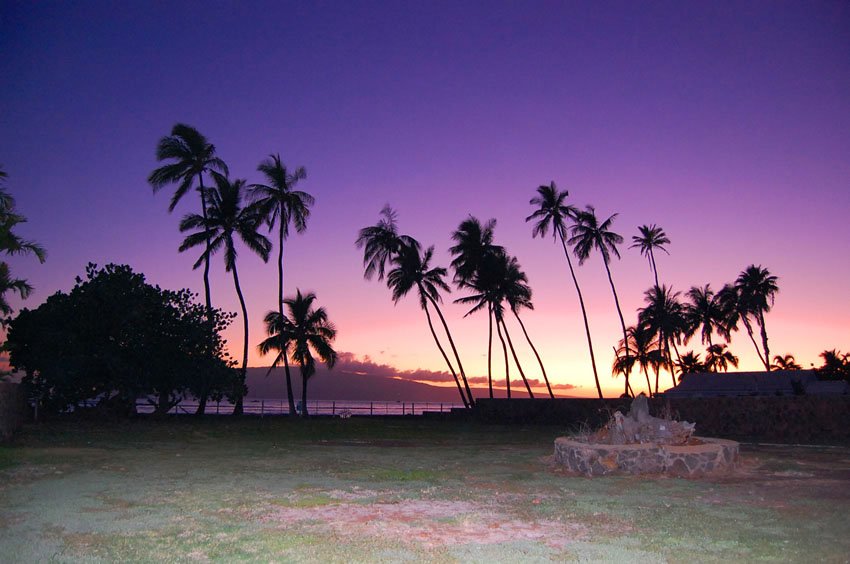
[133,398,464,416]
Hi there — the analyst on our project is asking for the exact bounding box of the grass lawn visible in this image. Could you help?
[1,417,848,562]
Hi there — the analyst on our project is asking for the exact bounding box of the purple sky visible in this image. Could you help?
[2,1,848,397]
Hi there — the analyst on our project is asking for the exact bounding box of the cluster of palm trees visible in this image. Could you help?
[0,166,46,321]
[358,179,786,404]
[148,124,335,416]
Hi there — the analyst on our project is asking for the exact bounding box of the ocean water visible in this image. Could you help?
[137,398,465,416]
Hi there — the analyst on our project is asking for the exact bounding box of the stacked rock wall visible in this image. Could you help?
[475,396,850,443]
[0,382,26,441]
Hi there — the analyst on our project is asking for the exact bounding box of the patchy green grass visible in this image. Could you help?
[1,417,848,562]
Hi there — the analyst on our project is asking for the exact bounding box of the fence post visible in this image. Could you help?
[370,402,373,416]
[216,401,220,415]
[261,400,265,417]
[332,401,335,416]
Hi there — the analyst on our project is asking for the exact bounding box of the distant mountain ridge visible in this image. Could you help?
[245,366,530,402]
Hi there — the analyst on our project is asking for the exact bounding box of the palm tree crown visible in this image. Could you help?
[526,182,578,242]
[178,172,271,271]
[355,205,420,281]
[569,206,623,265]
[630,224,670,286]
[250,154,312,237]
[449,216,503,288]
[148,124,228,212]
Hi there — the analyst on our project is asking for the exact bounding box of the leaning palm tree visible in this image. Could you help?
[638,284,686,391]
[704,343,739,373]
[771,354,801,371]
[526,182,602,397]
[455,251,543,399]
[501,256,554,398]
[569,206,630,396]
[388,243,473,407]
[148,124,228,311]
[179,172,271,415]
[630,224,670,287]
[249,154,313,416]
[734,265,779,372]
[355,205,419,281]
[262,290,337,417]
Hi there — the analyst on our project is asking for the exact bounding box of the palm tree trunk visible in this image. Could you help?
[642,365,652,397]
[487,303,494,399]
[426,295,474,406]
[195,174,213,415]
[278,221,297,415]
[602,259,630,396]
[741,315,767,368]
[423,301,469,407]
[512,308,554,398]
[495,314,511,399]
[231,264,249,416]
[500,318,534,398]
[558,230,602,398]
[649,248,659,288]
[301,371,309,417]
[758,311,771,372]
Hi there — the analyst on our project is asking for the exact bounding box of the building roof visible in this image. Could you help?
[661,370,824,398]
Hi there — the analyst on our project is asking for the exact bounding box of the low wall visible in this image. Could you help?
[0,382,27,441]
[473,396,850,443]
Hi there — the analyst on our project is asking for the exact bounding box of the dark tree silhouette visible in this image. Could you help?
[638,284,686,390]
[250,154,313,415]
[630,224,670,287]
[0,167,46,320]
[675,351,705,379]
[771,354,801,371]
[148,124,228,312]
[526,182,602,397]
[705,343,738,373]
[179,172,271,414]
[734,265,779,372]
[683,284,728,348]
[389,244,472,407]
[614,325,659,396]
[259,290,336,417]
[357,208,473,406]
[570,206,630,396]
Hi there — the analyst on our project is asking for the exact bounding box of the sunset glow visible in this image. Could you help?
[2,2,848,399]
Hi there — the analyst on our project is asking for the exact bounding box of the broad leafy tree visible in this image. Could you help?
[180,173,271,414]
[5,264,236,415]
[526,182,602,397]
[250,154,313,415]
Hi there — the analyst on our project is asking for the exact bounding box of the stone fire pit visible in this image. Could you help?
[554,396,739,477]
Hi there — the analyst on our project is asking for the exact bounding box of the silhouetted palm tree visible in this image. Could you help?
[771,354,801,371]
[570,206,630,396]
[638,284,685,389]
[682,284,729,348]
[179,172,271,414]
[526,182,602,397]
[705,343,738,373]
[630,224,670,287]
[675,351,705,380]
[734,265,779,371]
[449,216,501,398]
[0,167,45,324]
[148,124,228,311]
[355,205,419,281]
[501,256,554,398]
[260,290,336,417]
[388,243,473,407]
[615,325,658,396]
[250,154,313,415]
